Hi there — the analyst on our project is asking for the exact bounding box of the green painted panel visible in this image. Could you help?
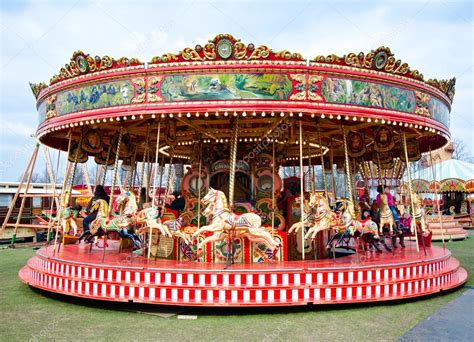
[55,80,134,115]
[321,77,416,113]
[161,73,292,101]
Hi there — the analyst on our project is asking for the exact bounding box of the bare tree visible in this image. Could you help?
[452,139,473,162]
[72,166,85,185]
[21,170,48,183]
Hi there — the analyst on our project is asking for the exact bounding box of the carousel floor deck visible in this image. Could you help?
[19,241,467,306]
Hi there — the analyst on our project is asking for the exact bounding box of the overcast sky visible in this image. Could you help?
[0,0,472,181]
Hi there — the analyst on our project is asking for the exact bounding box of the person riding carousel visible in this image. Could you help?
[376,185,405,248]
[78,185,110,242]
[165,191,186,215]
[376,185,399,224]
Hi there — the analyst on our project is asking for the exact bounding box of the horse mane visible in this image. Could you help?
[216,190,229,210]
[95,199,109,217]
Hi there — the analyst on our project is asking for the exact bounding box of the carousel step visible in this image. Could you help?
[25,254,459,289]
[20,264,466,306]
[19,243,467,306]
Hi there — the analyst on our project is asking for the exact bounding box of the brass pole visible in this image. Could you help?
[342,126,360,263]
[146,150,153,201]
[401,131,420,253]
[227,116,239,266]
[329,138,336,197]
[52,129,74,251]
[429,147,446,249]
[101,128,124,262]
[197,139,203,230]
[272,138,276,236]
[46,149,61,243]
[318,124,327,199]
[42,146,60,244]
[148,121,161,259]
[109,128,124,215]
[101,145,112,186]
[151,121,161,206]
[342,127,353,204]
[228,117,239,211]
[52,162,72,251]
[299,120,305,260]
[308,148,315,193]
[56,129,84,250]
[138,125,151,200]
[161,149,175,215]
[157,155,165,205]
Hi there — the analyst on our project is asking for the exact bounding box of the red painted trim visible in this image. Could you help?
[18,242,467,307]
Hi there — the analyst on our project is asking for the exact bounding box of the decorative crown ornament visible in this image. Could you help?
[149,34,304,64]
[313,46,455,101]
[49,51,142,85]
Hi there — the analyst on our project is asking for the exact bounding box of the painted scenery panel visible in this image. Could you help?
[56,80,134,115]
[160,73,292,101]
[321,77,416,113]
[429,97,450,127]
[38,100,46,123]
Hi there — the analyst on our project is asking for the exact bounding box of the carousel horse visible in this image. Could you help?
[304,194,339,240]
[327,200,391,253]
[136,207,192,245]
[411,192,428,234]
[59,206,81,235]
[460,200,468,215]
[288,194,315,235]
[288,193,338,240]
[162,216,192,245]
[192,188,280,258]
[136,207,173,238]
[327,200,362,249]
[449,205,456,215]
[379,193,395,235]
[48,191,81,236]
[86,190,143,250]
[358,219,391,253]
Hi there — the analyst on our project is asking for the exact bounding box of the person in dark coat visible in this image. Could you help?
[78,185,110,242]
[166,191,186,214]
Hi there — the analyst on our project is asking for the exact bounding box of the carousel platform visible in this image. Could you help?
[19,242,467,307]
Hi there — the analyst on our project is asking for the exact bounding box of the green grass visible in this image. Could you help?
[0,236,472,342]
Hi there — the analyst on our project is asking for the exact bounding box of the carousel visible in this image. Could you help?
[12,34,467,306]
[403,158,474,239]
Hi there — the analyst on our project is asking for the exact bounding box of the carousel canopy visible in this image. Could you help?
[411,159,474,182]
[29,34,456,167]
[408,159,474,193]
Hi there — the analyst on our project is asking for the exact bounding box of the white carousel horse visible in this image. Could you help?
[411,192,428,234]
[379,193,394,234]
[288,193,338,240]
[287,194,313,235]
[336,200,363,236]
[192,188,280,257]
[136,207,173,238]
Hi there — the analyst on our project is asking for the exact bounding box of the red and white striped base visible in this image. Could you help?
[19,242,467,306]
